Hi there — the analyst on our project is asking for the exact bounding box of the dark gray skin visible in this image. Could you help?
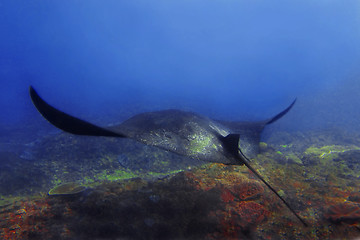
[29,86,307,226]
[113,108,293,162]
[111,109,237,164]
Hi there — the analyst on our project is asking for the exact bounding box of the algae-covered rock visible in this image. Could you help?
[286,153,303,165]
[259,142,268,152]
[304,145,359,160]
[0,197,13,208]
[301,145,360,167]
[48,182,86,196]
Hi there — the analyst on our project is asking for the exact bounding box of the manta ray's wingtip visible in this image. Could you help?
[29,86,42,106]
[29,85,45,112]
[29,85,36,98]
[266,98,297,125]
[29,86,126,138]
[29,85,37,94]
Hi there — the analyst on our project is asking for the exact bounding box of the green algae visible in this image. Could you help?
[277,189,286,198]
[301,145,360,180]
[305,145,360,160]
[94,169,138,182]
[259,142,268,151]
[83,176,95,185]
[51,177,63,186]
[0,197,13,208]
[147,169,184,178]
[286,153,303,165]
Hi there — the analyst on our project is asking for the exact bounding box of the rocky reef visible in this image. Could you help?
[1,128,360,239]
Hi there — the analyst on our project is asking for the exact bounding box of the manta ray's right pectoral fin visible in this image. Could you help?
[29,86,126,138]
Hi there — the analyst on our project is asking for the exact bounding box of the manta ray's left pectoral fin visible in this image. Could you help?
[29,86,126,138]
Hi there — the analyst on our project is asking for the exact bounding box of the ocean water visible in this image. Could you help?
[1,1,360,239]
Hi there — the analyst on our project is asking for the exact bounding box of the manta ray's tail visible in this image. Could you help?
[221,133,308,227]
[238,148,308,227]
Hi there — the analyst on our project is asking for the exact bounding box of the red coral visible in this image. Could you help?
[232,201,270,229]
[0,199,55,239]
[229,180,264,200]
[184,171,217,191]
[215,201,269,238]
[221,189,235,203]
[325,202,360,225]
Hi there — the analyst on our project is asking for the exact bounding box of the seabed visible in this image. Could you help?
[1,127,360,239]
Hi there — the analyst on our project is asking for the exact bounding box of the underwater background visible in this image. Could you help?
[1,1,360,239]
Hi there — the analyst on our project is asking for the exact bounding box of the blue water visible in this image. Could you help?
[2,3,360,239]
[1,0,360,132]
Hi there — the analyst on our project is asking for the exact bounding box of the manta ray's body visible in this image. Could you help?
[29,86,306,226]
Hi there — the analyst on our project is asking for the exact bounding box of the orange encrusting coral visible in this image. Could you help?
[0,199,54,240]
[184,163,270,238]
[325,202,360,225]
[232,201,270,229]
[229,180,264,200]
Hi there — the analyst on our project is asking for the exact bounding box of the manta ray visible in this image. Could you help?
[29,86,307,226]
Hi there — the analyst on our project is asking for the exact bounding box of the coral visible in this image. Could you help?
[214,201,270,239]
[3,128,360,239]
[220,189,235,203]
[325,202,360,225]
[229,180,264,200]
[233,201,270,229]
[348,192,360,203]
[0,199,55,239]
